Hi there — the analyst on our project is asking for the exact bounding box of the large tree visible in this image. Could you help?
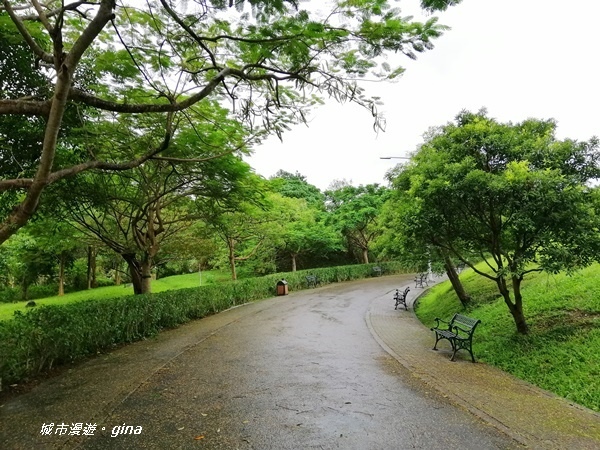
[378,170,472,307]
[0,0,456,244]
[390,110,600,334]
[57,116,254,294]
[205,199,273,280]
[259,193,340,272]
[326,183,389,264]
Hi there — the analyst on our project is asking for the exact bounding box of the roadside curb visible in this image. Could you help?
[365,279,600,450]
[365,293,530,448]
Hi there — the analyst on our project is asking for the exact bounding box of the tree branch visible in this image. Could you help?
[16,1,92,21]
[0,114,174,192]
[158,0,218,67]
[150,144,244,163]
[0,99,52,116]
[2,0,54,63]
[68,66,230,112]
[68,65,305,114]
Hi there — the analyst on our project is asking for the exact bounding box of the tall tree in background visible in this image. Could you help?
[269,171,325,209]
[0,0,456,244]
[205,200,272,280]
[267,172,343,270]
[389,109,600,334]
[25,219,82,296]
[280,207,342,272]
[326,184,389,264]
[0,226,74,299]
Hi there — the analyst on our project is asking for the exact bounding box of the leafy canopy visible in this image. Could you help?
[388,109,600,333]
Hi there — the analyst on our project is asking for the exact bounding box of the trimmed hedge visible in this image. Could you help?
[0,262,407,388]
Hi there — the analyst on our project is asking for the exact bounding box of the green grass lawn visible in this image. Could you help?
[416,263,600,413]
[0,270,231,321]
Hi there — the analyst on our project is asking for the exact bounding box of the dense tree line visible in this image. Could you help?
[4,1,600,338]
[0,170,391,300]
[3,108,600,339]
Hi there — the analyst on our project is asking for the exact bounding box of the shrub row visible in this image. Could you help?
[0,262,407,388]
[0,278,116,303]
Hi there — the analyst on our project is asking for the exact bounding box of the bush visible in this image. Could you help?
[0,284,59,303]
[0,287,20,304]
[0,262,408,387]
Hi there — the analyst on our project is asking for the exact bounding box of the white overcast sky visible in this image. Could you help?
[245,0,600,191]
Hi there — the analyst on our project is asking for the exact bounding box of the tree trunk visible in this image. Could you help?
[123,254,143,295]
[21,276,29,301]
[228,238,237,281]
[291,253,297,272]
[0,0,117,245]
[443,254,470,307]
[141,258,152,294]
[362,248,369,264]
[511,275,529,334]
[114,262,122,286]
[58,253,65,296]
[121,252,154,295]
[87,245,97,289]
[496,276,529,334]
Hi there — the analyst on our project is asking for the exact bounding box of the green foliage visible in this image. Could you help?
[416,264,600,412]
[0,261,407,385]
[0,271,220,316]
[388,109,600,332]
[326,183,390,262]
[269,170,325,209]
[0,30,48,211]
[420,0,463,12]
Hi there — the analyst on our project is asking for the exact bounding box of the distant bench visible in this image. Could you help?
[393,286,410,310]
[431,313,481,363]
[414,272,428,288]
[372,266,382,277]
[305,275,318,288]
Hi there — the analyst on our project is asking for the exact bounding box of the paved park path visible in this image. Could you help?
[1,274,599,449]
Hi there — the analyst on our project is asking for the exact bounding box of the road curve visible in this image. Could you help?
[0,275,520,449]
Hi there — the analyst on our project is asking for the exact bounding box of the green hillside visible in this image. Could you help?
[416,264,600,412]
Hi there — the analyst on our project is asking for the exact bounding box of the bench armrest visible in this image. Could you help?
[451,325,469,335]
[432,317,451,330]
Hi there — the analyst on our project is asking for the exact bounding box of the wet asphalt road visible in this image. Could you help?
[1,276,519,449]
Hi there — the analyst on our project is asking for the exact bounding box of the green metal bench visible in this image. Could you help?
[414,272,428,288]
[393,286,410,310]
[305,275,318,288]
[431,313,481,362]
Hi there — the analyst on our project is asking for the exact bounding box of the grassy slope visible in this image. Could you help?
[415,264,600,413]
[0,271,231,321]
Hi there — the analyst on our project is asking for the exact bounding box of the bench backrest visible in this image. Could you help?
[450,314,481,336]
